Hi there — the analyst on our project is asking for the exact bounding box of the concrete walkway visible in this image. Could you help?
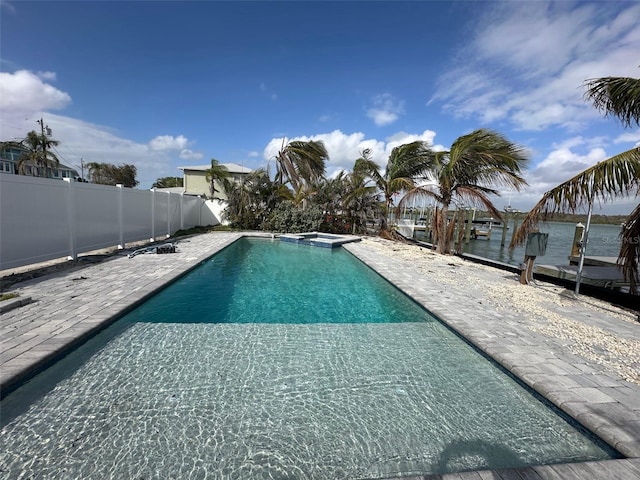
[1,232,639,479]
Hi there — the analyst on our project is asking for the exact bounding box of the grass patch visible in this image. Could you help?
[173,224,238,237]
[0,292,20,301]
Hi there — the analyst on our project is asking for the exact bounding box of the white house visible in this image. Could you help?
[0,143,80,180]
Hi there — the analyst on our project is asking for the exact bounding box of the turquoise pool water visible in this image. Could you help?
[0,238,617,479]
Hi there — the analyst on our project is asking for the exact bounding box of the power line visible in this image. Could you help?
[51,145,70,165]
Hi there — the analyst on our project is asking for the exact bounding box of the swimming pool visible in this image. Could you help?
[0,238,618,479]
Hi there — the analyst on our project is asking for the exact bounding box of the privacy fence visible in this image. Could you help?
[0,175,219,270]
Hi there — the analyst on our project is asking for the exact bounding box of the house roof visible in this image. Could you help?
[178,162,253,174]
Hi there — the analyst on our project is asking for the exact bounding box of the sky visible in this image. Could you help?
[1,0,639,215]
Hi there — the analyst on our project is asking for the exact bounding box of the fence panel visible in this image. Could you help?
[0,175,207,271]
[183,195,202,228]
[0,175,71,269]
[75,182,120,252]
[168,194,182,233]
[153,191,169,239]
[122,188,152,244]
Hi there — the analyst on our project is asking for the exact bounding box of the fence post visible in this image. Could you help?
[64,178,78,261]
[117,184,124,249]
[150,188,156,241]
[166,192,171,237]
[180,192,184,230]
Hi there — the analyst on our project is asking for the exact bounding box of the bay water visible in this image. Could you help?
[416,221,623,267]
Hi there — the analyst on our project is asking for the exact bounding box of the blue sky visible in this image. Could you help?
[1,0,639,214]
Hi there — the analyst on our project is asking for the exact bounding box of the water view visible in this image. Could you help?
[416,221,623,267]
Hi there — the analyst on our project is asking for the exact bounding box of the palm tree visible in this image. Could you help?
[400,129,529,254]
[354,142,433,233]
[584,73,640,293]
[509,149,640,292]
[151,176,183,189]
[512,74,640,293]
[343,165,380,234]
[272,139,328,193]
[16,130,60,177]
[223,168,292,229]
[205,158,230,200]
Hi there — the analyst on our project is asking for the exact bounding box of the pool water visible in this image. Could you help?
[0,238,617,479]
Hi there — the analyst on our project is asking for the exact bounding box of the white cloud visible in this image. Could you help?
[366,93,405,126]
[264,130,379,175]
[384,130,440,154]
[525,146,608,196]
[36,71,57,81]
[262,129,441,178]
[149,134,190,151]
[0,106,186,188]
[248,151,259,157]
[179,149,203,160]
[42,113,178,188]
[0,70,71,112]
[614,129,640,145]
[432,2,640,132]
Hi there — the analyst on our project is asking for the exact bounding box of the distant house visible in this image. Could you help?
[0,143,80,180]
[177,163,253,199]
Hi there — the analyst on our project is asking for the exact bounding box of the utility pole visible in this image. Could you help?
[36,118,53,176]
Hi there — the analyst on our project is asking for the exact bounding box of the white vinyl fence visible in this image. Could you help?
[0,175,219,270]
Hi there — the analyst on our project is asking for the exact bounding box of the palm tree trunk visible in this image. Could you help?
[436,204,449,254]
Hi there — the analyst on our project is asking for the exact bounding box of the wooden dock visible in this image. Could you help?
[535,255,633,292]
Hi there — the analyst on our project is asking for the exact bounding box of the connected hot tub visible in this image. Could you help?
[279,231,361,248]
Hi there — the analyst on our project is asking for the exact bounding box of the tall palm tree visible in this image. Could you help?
[354,142,433,233]
[343,164,380,234]
[400,129,529,254]
[16,130,60,177]
[272,139,328,193]
[205,158,230,200]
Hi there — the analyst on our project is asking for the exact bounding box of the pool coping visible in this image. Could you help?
[279,231,361,248]
[1,232,639,479]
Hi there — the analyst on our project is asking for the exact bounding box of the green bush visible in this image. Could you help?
[264,201,324,233]
[0,292,19,301]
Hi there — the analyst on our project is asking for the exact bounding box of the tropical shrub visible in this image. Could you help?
[264,201,324,233]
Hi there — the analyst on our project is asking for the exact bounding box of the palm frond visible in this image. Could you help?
[584,76,640,128]
[454,186,503,219]
[448,129,529,191]
[510,147,640,249]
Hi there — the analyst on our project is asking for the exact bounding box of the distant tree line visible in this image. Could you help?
[473,210,628,225]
